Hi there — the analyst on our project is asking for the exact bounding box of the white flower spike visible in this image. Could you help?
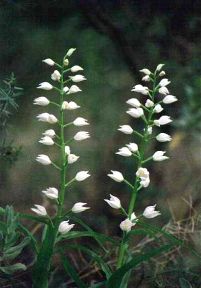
[33,97,49,106]
[75,171,90,182]
[163,95,178,104]
[68,85,82,94]
[108,170,124,183]
[36,113,58,124]
[120,219,134,232]
[73,117,89,126]
[143,205,161,218]
[58,220,75,234]
[139,68,151,75]
[72,202,90,213]
[31,204,47,216]
[126,108,144,118]
[126,98,141,108]
[156,133,172,142]
[68,154,79,164]
[74,131,90,141]
[118,125,133,135]
[36,154,52,165]
[154,115,172,126]
[51,70,61,82]
[66,48,76,57]
[65,146,71,155]
[71,65,84,73]
[104,194,121,209]
[131,84,149,95]
[69,75,86,83]
[39,136,54,146]
[42,187,58,200]
[37,82,53,90]
[159,78,170,87]
[153,151,169,161]
[126,143,138,153]
[159,86,169,95]
[153,104,163,113]
[42,58,55,66]
[62,101,80,110]
[156,64,164,71]
[116,147,132,157]
[145,99,154,108]
[43,129,56,138]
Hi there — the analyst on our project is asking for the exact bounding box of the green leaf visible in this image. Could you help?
[89,281,107,288]
[0,263,26,274]
[179,278,193,288]
[60,252,87,288]
[107,244,174,288]
[3,236,30,260]
[17,223,39,254]
[57,230,118,246]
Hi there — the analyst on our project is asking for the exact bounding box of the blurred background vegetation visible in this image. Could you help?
[0,0,200,287]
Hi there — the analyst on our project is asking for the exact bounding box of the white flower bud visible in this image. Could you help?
[104,194,121,209]
[73,117,89,126]
[63,86,69,93]
[43,129,56,138]
[74,131,90,141]
[63,59,69,66]
[71,65,83,73]
[156,64,164,71]
[143,205,161,218]
[127,107,144,118]
[159,78,170,87]
[159,86,169,95]
[159,71,166,77]
[126,143,138,153]
[147,126,153,135]
[126,98,141,108]
[39,136,54,146]
[136,167,150,187]
[42,187,58,199]
[153,104,163,113]
[116,147,132,157]
[37,82,53,90]
[156,133,172,142]
[139,68,151,75]
[31,204,47,216]
[72,202,90,213]
[68,85,82,94]
[36,113,58,124]
[142,75,150,82]
[62,101,80,110]
[153,151,169,162]
[154,115,172,126]
[68,154,79,164]
[75,171,90,181]
[69,75,86,83]
[36,154,52,165]
[120,218,133,232]
[131,84,149,95]
[66,48,76,57]
[118,125,133,134]
[163,95,178,104]
[42,58,55,66]
[65,146,71,155]
[107,170,124,183]
[58,220,75,234]
[33,97,50,106]
[51,70,61,81]
[145,99,154,108]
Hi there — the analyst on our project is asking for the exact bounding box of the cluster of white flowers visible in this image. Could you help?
[105,64,177,232]
[31,48,91,234]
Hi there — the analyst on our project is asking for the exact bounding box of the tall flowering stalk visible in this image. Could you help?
[105,64,178,286]
[32,49,90,288]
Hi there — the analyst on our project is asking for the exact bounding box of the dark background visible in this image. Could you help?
[0,0,200,247]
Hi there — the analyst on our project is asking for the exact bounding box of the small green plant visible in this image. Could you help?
[0,206,30,276]
[0,73,23,164]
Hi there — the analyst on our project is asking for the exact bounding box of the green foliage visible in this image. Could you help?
[0,206,30,275]
[0,73,23,164]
